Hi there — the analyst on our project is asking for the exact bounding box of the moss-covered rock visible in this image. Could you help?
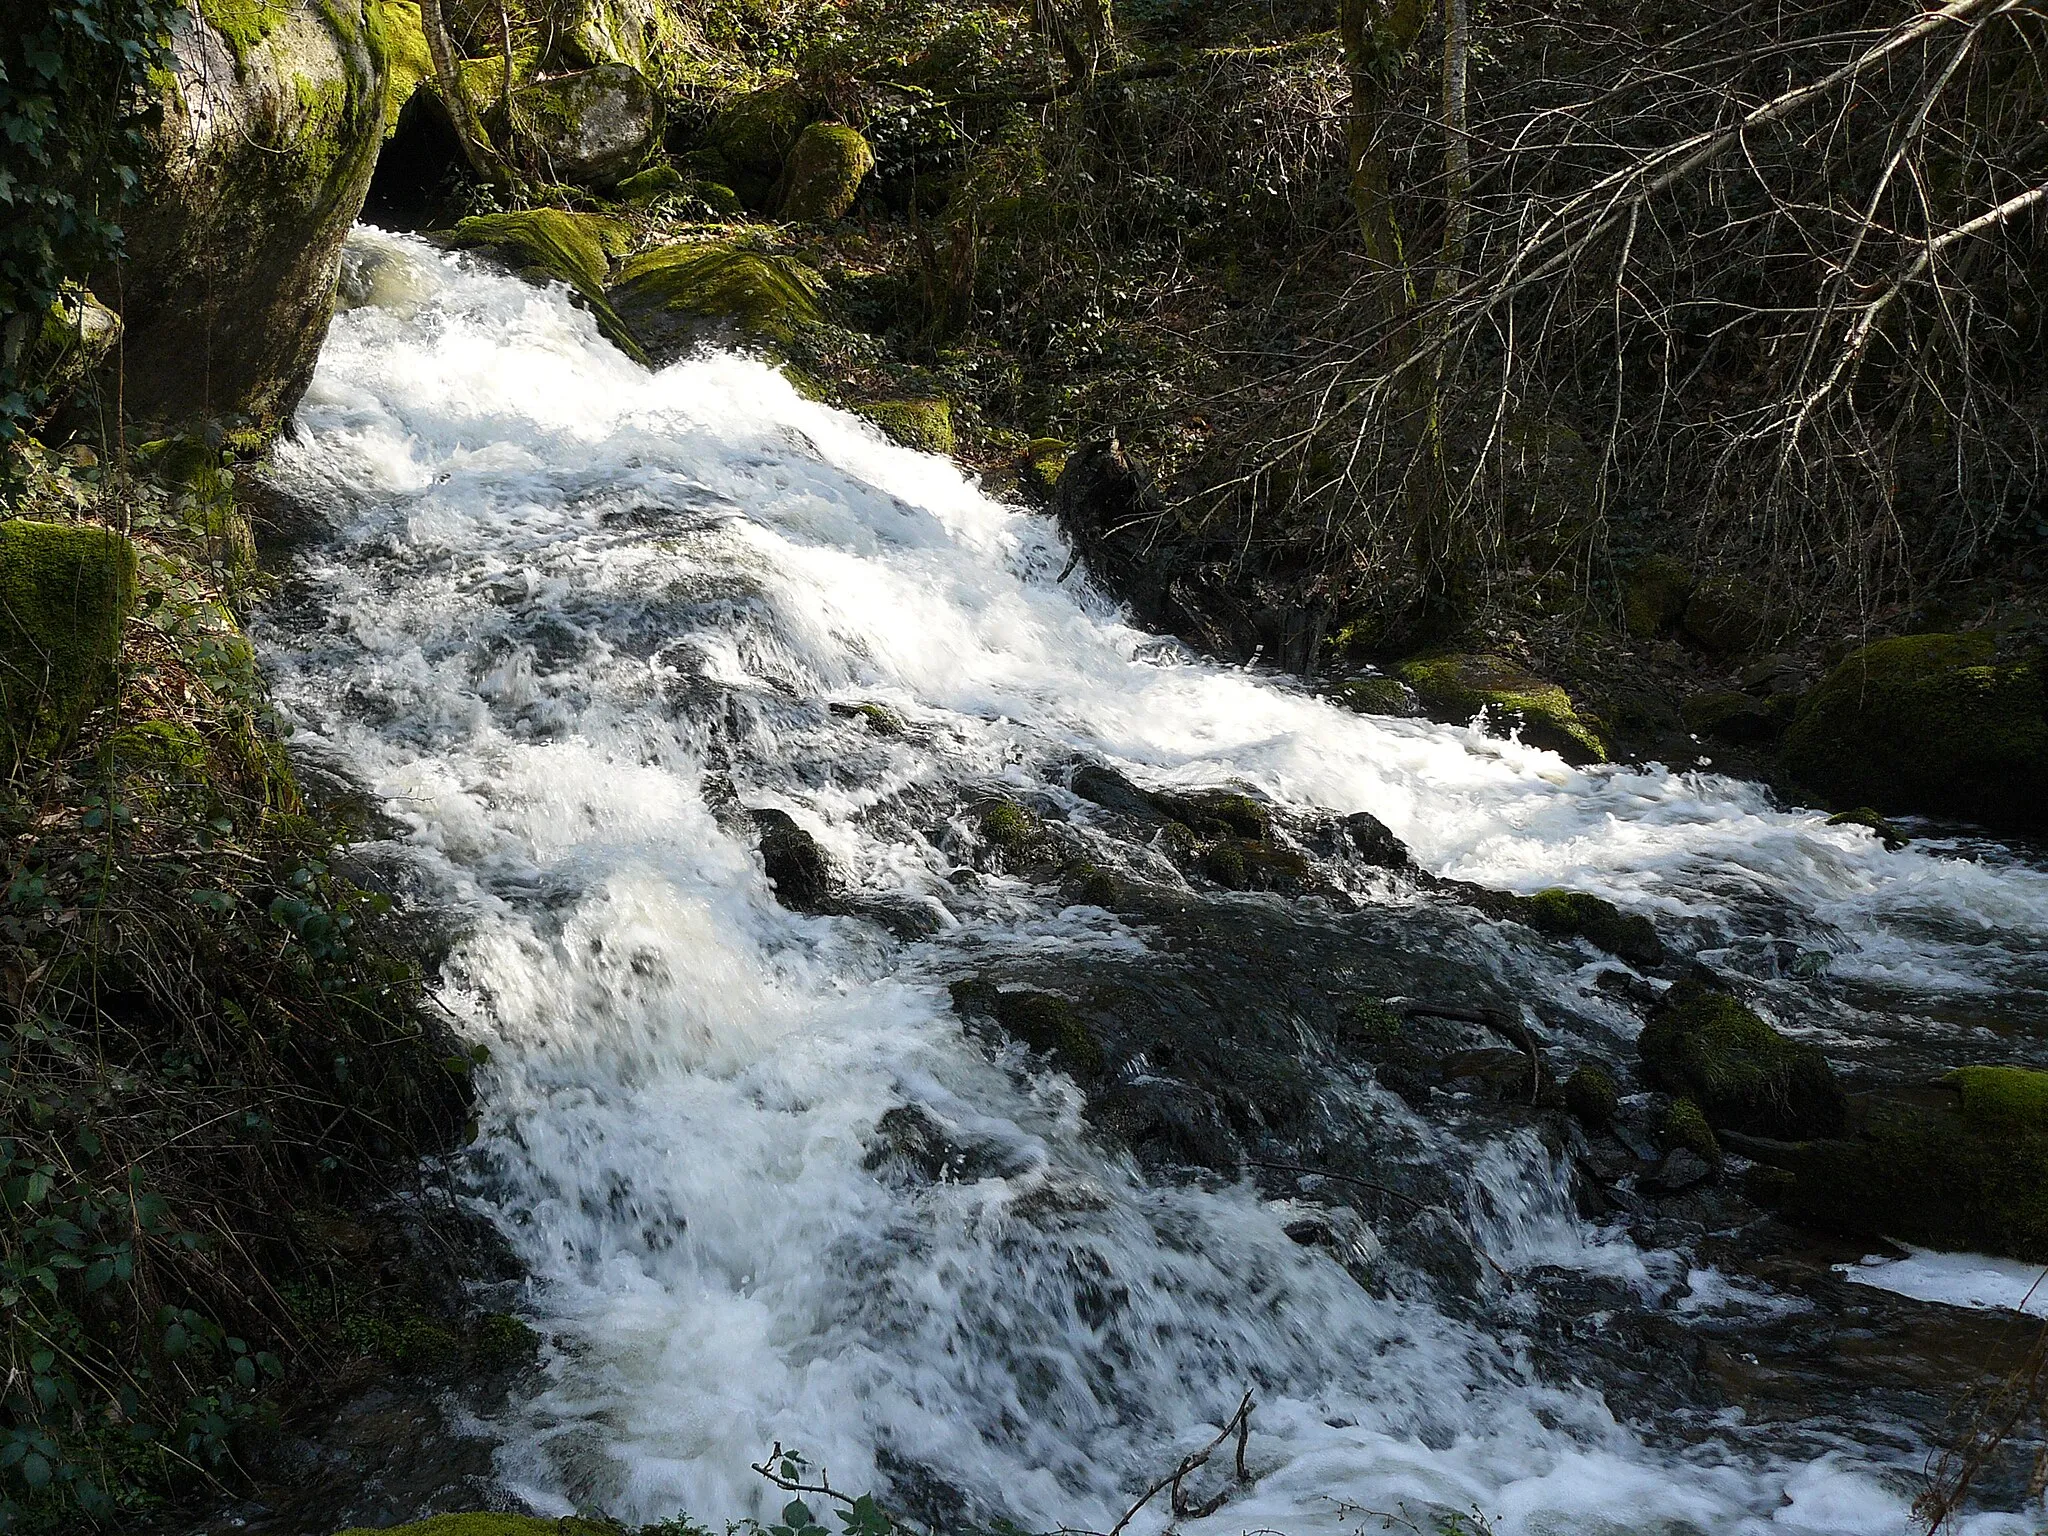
[1329,674,1422,718]
[615,161,686,202]
[953,981,1105,1081]
[861,398,955,455]
[980,800,1035,849]
[367,0,430,135]
[544,0,701,94]
[0,520,138,772]
[1682,573,1777,656]
[1564,1064,1619,1128]
[1659,1096,1721,1163]
[26,287,122,412]
[708,80,813,207]
[1637,980,1845,1139]
[91,0,388,441]
[777,122,874,220]
[1777,1095,2048,1262]
[438,209,645,362]
[1516,888,1664,968]
[1782,631,2048,833]
[1395,653,1608,764]
[512,62,657,187]
[1824,806,1909,850]
[1153,788,1271,840]
[608,241,826,362]
[1622,554,1692,638]
[1949,1065,2048,1134]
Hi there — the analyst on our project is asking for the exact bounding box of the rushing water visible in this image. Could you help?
[260,229,2048,1536]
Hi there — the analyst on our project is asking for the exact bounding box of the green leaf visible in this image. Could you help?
[19,1451,50,1488]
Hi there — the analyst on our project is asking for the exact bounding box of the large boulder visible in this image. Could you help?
[704,80,813,208]
[1394,653,1608,764]
[94,0,387,442]
[777,122,874,221]
[369,0,432,135]
[512,62,657,188]
[541,0,698,93]
[1782,631,2048,834]
[0,520,138,772]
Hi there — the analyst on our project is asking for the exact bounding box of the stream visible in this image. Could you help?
[256,228,2048,1536]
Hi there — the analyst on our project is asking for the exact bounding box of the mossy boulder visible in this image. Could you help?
[1948,1065,2048,1134]
[90,0,388,441]
[608,242,825,362]
[0,520,138,772]
[544,0,699,94]
[1782,631,2048,833]
[367,0,431,135]
[1776,1092,2048,1262]
[1658,1096,1721,1163]
[708,80,814,208]
[1515,888,1664,968]
[1622,554,1692,638]
[22,287,122,414]
[860,398,955,455]
[1682,573,1777,656]
[438,210,645,361]
[512,62,658,187]
[952,981,1105,1081]
[1395,653,1608,764]
[1680,689,1777,744]
[777,122,875,220]
[615,161,687,202]
[1637,980,1845,1139]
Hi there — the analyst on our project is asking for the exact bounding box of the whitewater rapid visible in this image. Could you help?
[260,229,2048,1536]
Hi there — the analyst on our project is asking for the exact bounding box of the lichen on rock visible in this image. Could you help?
[0,519,138,771]
[1783,630,2048,834]
[511,62,658,187]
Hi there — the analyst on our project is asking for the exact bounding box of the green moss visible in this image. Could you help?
[608,241,826,346]
[1659,1096,1721,1163]
[1064,860,1120,907]
[1783,1098,2048,1262]
[980,800,1034,849]
[1153,788,1271,840]
[367,0,433,136]
[617,162,688,202]
[1203,840,1248,888]
[1329,675,1416,718]
[1622,554,1692,638]
[710,79,812,183]
[1824,807,1909,850]
[1023,438,1068,496]
[198,0,290,63]
[1517,888,1663,968]
[852,702,903,734]
[1783,631,2048,833]
[1637,980,1845,1139]
[0,520,138,772]
[990,988,1105,1080]
[1682,573,1778,656]
[109,720,209,777]
[861,398,955,455]
[1394,653,1608,764]
[1949,1065,2048,1134]
[440,211,647,363]
[778,122,875,221]
[1201,836,1311,892]
[1564,1064,1619,1127]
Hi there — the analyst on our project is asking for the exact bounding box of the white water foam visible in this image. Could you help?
[259,229,2048,1536]
[1840,1249,2048,1318]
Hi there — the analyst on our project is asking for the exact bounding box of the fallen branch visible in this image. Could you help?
[1100,1389,1256,1536]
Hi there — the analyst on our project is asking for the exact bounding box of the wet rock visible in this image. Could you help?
[751,808,833,910]
[514,63,658,186]
[1592,966,1663,1006]
[1200,836,1313,894]
[90,0,387,440]
[1680,689,1778,744]
[1783,631,2048,835]
[1772,1079,2048,1261]
[1564,1065,1620,1128]
[1825,807,1910,851]
[436,209,644,360]
[1440,1047,1540,1103]
[1393,653,1608,764]
[606,241,825,362]
[951,981,1105,1081]
[1,520,138,773]
[777,122,874,220]
[978,799,1036,851]
[1070,762,1168,822]
[1622,554,1692,638]
[1637,980,1845,1139]
[862,1104,997,1184]
[1152,787,1272,840]
[1643,1146,1715,1194]
[1514,888,1664,968]
[1087,1077,1239,1175]
[1341,810,1412,869]
[1328,674,1423,718]
[1381,1205,1488,1307]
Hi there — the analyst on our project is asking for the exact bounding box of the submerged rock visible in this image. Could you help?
[777,122,874,220]
[512,62,658,187]
[93,0,387,440]
[1637,981,1845,1139]
[1515,888,1664,968]
[1782,631,2048,834]
[750,807,833,910]
[0,520,138,771]
[1394,653,1608,764]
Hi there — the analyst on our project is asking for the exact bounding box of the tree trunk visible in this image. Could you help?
[419,0,513,190]
[1433,0,1471,305]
